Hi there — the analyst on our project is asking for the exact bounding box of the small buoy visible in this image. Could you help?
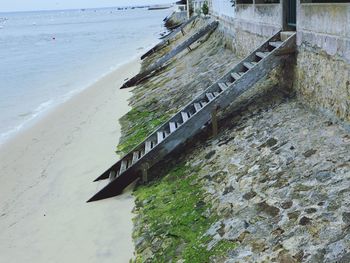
[52,37,55,40]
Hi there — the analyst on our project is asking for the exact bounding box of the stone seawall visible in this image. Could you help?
[294,44,350,125]
[120,16,350,262]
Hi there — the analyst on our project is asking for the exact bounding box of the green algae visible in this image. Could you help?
[116,108,170,155]
[132,164,236,262]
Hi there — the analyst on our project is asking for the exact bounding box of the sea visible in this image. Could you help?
[0,7,170,144]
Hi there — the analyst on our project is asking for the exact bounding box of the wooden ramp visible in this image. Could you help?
[121,21,218,89]
[87,31,296,202]
[141,15,198,60]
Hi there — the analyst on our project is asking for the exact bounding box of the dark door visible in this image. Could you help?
[287,0,297,29]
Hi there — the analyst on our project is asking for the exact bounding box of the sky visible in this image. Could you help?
[0,0,173,12]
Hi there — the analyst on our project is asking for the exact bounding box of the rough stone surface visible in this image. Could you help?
[187,94,350,262]
[294,45,350,124]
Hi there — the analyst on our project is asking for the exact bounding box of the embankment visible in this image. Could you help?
[119,17,350,262]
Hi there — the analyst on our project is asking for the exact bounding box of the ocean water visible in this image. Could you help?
[0,7,170,144]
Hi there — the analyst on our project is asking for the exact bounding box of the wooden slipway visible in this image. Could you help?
[120,20,219,89]
[87,31,296,202]
[141,15,198,60]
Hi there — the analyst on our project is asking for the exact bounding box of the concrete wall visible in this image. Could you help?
[209,1,283,56]
[211,0,235,19]
[295,3,350,123]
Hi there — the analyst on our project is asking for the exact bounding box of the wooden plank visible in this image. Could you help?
[269,41,283,48]
[211,105,219,137]
[194,102,202,112]
[218,82,228,91]
[181,112,189,122]
[231,72,241,80]
[121,21,219,89]
[256,51,269,59]
[206,93,214,101]
[145,141,152,153]
[132,151,139,164]
[243,62,256,70]
[169,122,177,133]
[109,170,116,180]
[120,159,128,173]
[140,16,198,60]
[157,131,165,143]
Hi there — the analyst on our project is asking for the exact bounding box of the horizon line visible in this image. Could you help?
[0,3,173,14]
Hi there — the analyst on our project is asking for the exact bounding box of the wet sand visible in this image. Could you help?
[0,59,139,263]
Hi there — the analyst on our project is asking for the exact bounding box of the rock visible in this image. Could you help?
[195,200,206,210]
[223,186,234,195]
[281,200,293,209]
[315,170,333,182]
[135,236,148,252]
[299,216,312,225]
[218,222,226,237]
[342,212,350,224]
[335,252,350,263]
[277,252,297,263]
[205,150,216,159]
[266,138,278,147]
[287,211,300,221]
[242,190,257,200]
[257,201,280,217]
[325,240,348,261]
[305,208,317,214]
[303,149,317,158]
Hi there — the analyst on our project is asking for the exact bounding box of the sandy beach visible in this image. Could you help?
[0,59,139,262]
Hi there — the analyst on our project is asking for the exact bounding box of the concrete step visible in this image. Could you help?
[280,31,295,41]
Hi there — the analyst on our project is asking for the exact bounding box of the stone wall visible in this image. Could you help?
[295,3,350,123]
[210,2,282,56]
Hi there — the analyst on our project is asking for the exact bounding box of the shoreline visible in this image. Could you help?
[0,58,140,262]
[0,48,156,147]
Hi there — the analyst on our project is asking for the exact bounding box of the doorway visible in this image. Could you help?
[285,0,297,30]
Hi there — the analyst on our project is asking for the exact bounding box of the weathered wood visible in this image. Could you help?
[140,16,198,60]
[145,141,152,153]
[218,82,228,91]
[256,51,269,59]
[87,31,296,202]
[120,159,128,173]
[194,102,202,112]
[157,131,165,143]
[206,93,215,101]
[243,62,257,70]
[211,105,219,137]
[169,122,177,132]
[269,41,283,48]
[141,163,149,183]
[231,72,241,81]
[181,112,189,122]
[121,21,219,89]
